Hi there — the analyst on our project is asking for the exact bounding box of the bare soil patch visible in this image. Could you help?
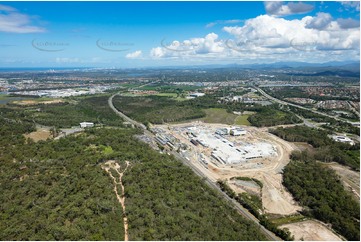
[13,99,64,106]
[24,129,52,142]
[280,220,343,241]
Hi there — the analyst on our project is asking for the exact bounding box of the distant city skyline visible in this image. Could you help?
[0,1,360,67]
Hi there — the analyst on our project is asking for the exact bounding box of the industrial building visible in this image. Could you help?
[80,122,94,128]
[187,92,205,99]
[230,128,247,136]
[185,125,276,165]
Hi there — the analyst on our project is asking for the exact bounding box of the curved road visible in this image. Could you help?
[108,94,281,241]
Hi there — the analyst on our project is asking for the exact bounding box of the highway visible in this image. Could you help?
[254,86,358,125]
[108,94,281,241]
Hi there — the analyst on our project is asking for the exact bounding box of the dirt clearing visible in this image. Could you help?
[12,99,64,106]
[326,162,360,199]
[280,220,343,241]
[24,128,52,142]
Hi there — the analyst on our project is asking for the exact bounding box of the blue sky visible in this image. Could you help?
[0,1,359,67]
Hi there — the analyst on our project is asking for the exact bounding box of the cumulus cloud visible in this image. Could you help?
[305,12,332,29]
[223,14,359,52]
[337,18,360,29]
[0,4,46,33]
[149,14,359,63]
[151,33,225,58]
[265,1,314,16]
[126,50,142,59]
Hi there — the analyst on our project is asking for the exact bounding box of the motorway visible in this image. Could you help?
[108,93,281,241]
[254,86,358,125]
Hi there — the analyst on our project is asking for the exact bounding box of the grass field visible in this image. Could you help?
[196,108,256,126]
[199,108,238,125]
[269,214,306,226]
[234,114,252,126]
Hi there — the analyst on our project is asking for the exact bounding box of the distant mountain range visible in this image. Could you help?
[166,61,360,70]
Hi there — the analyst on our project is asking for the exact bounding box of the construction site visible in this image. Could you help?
[153,121,343,241]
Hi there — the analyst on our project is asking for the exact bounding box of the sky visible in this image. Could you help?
[0,1,360,68]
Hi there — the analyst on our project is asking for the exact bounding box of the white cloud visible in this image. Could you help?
[223,14,359,52]
[148,14,359,63]
[339,1,360,11]
[337,18,360,29]
[265,1,314,16]
[0,4,45,33]
[126,50,142,59]
[151,33,225,59]
[0,4,16,11]
[305,12,332,30]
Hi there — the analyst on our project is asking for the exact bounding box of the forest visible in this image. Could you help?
[113,94,301,127]
[113,95,206,124]
[247,105,301,127]
[0,102,268,240]
[270,126,360,170]
[8,95,125,128]
[283,160,360,241]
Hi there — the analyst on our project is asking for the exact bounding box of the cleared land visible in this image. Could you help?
[12,99,64,106]
[198,108,238,124]
[24,128,52,142]
[280,220,342,241]
[156,122,301,215]
[155,121,347,240]
[326,162,360,199]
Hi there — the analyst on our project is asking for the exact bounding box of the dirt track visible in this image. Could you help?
[102,160,130,241]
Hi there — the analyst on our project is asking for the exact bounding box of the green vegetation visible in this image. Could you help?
[22,95,124,128]
[269,214,306,227]
[288,106,360,135]
[232,176,263,188]
[248,105,301,127]
[321,120,360,136]
[113,95,206,124]
[113,94,301,127]
[199,108,238,125]
[0,113,124,240]
[234,114,252,126]
[0,102,268,240]
[217,180,293,241]
[283,160,360,241]
[270,126,360,170]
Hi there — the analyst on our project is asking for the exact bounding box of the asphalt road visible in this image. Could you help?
[108,94,281,241]
[255,86,358,125]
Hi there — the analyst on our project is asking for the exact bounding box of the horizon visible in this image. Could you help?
[0,1,360,68]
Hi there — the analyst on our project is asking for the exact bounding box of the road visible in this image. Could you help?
[254,86,358,125]
[108,94,147,130]
[108,94,281,241]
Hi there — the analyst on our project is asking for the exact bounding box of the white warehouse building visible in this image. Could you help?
[80,122,94,128]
